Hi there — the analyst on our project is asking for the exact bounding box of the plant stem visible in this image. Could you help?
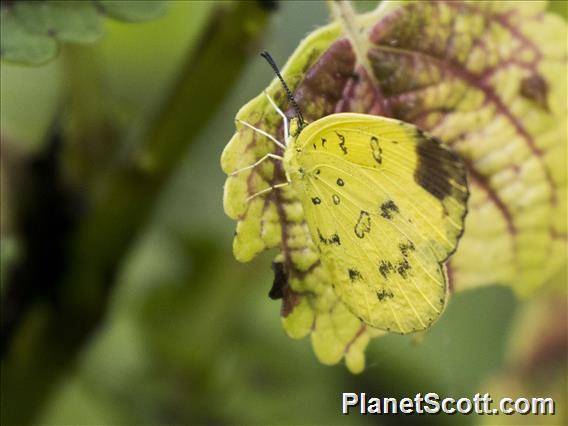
[0,3,273,424]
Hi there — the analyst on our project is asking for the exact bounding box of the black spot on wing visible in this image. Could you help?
[397,259,411,278]
[311,197,321,205]
[317,228,325,244]
[336,178,344,186]
[321,137,327,148]
[378,260,395,279]
[380,200,399,219]
[336,131,348,154]
[399,240,415,257]
[376,289,394,301]
[370,136,382,164]
[269,261,288,300]
[414,128,463,201]
[348,268,362,282]
[317,228,341,246]
[354,210,371,238]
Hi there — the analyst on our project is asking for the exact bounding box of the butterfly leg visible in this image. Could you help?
[263,91,289,144]
[246,182,290,202]
[236,119,286,151]
[230,153,284,176]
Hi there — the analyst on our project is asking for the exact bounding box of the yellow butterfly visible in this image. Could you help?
[225,53,469,334]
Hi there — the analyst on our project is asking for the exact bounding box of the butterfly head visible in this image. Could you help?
[289,117,303,138]
[288,118,304,157]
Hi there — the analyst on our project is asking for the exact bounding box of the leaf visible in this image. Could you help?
[1,6,57,64]
[94,1,167,22]
[221,0,567,371]
[363,1,567,296]
[10,1,102,43]
[0,0,167,65]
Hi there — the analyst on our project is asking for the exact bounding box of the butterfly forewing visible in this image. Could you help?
[292,114,468,333]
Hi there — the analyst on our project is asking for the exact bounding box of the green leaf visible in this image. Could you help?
[12,1,102,43]
[1,7,57,64]
[95,0,167,22]
[221,0,567,371]
[0,0,167,65]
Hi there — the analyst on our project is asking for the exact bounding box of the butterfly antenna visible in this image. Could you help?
[260,51,305,129]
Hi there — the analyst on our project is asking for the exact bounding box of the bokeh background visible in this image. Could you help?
[1,1,566,425]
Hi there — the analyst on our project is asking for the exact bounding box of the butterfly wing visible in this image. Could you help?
[291,113,468,333]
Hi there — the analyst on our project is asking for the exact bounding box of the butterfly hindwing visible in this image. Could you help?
[291,114,468,333]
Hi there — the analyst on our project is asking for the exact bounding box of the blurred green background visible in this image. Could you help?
[1,1,566,425]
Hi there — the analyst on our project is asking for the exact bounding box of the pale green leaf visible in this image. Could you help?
[221,0,567,372]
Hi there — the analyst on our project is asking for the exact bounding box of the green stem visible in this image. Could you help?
[0,3,273,424]
[61,44,116,189]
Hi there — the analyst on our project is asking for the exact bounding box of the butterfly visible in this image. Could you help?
[223,52,469,334]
